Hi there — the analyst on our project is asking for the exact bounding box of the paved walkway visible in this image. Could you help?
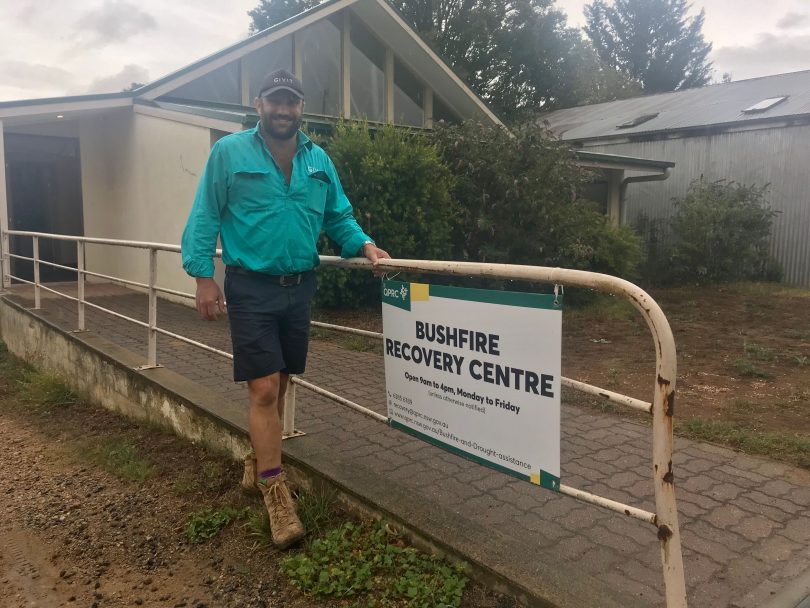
[4,283,810,608]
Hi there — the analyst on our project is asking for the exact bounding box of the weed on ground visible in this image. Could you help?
[282,519,468,608]
[184,507,250,544]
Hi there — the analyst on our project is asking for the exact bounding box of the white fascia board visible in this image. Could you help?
[133,105,244,134]
[0,97,132,120]
[139,0,360,101]
[575,160,668,174]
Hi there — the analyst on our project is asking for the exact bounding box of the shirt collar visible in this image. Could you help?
[252,121,313,150]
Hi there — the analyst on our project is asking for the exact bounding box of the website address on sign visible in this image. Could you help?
[389,401,448,429]
[390,410,531,470]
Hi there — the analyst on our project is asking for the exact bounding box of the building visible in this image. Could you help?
[0,0,673,294]
[540,70,810,287]
[0,0,502,294]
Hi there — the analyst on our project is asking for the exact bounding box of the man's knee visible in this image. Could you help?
[249,373,281,407]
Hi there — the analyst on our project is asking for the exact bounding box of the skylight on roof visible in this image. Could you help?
[743,96,788,113]
[616,113,659,129]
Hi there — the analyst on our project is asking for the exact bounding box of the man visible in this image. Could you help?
[181,68,390,549]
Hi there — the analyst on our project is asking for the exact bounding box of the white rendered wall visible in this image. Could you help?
[80,110,217,301]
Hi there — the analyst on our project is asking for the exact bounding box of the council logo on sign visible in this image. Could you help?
[382,281,410,310]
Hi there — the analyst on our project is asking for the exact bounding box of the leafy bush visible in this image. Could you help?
[431,121,641,279]
[315,122,456,308]
[669,179,781,283]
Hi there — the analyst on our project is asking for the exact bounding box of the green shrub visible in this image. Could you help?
[669,179,781,283]
[431,121,641,279]
[315,122,456,308]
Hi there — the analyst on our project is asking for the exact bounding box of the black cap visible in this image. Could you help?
[258,69,304,99]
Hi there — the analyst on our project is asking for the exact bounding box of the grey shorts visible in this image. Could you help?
[224,267,316,382]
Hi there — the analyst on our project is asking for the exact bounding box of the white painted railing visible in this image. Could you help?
[0,229,687,607]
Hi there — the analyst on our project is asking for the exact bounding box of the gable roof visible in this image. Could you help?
[540,70,810,142]
[137,0,502,126]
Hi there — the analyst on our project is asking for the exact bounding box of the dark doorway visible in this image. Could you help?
[5,133,84,282]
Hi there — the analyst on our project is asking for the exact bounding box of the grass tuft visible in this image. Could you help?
[86,438,157,482]
[18,370,78,408]
[567,294,638,323]
[244,484,340,547]
[679,419,810,469]
[296,485,340,536]
[744,342,775,362]
[244,507,273,547]
[733,358,772,379]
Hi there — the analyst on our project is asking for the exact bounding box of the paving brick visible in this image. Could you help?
[703,504,748,528]
[615,557,663,591]
[680,457,718,474]
[680,520,751,561]
[751,533,803,564]
[733,495,796,523]
[682,552,722,586]
[596,570,663,606]
[676,473,717,497]
[759,479,796,497]
[729,578,783,608]
[705,482,746,501]
[777,518,810,544]
[556,506,610,532]
[586,524,645,553]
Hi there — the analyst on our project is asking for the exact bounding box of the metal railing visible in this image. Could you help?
[0,229,687,607]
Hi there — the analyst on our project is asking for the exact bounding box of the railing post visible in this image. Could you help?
[76,241,85,331]
[147,248,158,367]
[283,380,297,437]
[32,236,41,309]
[0,229,9,290]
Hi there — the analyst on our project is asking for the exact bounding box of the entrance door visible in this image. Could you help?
[5,133,83,282]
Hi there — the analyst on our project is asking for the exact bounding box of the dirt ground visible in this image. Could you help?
[0,378,509,608]
[314,282,810,438]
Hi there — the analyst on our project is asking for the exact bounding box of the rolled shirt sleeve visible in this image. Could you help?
[181,143,228,278]
[321,158,373,258]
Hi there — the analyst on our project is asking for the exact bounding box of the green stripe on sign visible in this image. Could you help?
[541,470,561,491]
[389,419,560,491]
[428,284,562,310]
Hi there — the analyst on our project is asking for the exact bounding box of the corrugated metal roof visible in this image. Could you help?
[540,70,810,141]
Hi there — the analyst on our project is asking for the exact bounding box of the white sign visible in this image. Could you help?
[382,281,562,489]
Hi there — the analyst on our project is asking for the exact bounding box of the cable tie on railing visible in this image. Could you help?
[553,284,564,307]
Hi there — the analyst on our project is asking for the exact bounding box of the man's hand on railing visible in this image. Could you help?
[195,277,225,321]
[361,243,391,278]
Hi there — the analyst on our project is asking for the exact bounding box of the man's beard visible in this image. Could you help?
[261,113,302,141]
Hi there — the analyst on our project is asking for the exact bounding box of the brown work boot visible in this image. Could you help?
[241,455,258,493]
[259,472,305,549]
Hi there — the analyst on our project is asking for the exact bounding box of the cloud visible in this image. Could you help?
[713,33,810,79]
[73,0,157,47]
[15,3,41,26]
[71,64,150,94]
[0,61,74,92]
[776,12,810,30]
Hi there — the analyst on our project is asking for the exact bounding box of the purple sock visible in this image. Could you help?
[258,466,283,485]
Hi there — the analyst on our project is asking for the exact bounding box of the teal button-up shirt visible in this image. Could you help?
[181,124,372,278]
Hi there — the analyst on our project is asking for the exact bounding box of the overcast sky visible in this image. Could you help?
[1,0,809,103]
